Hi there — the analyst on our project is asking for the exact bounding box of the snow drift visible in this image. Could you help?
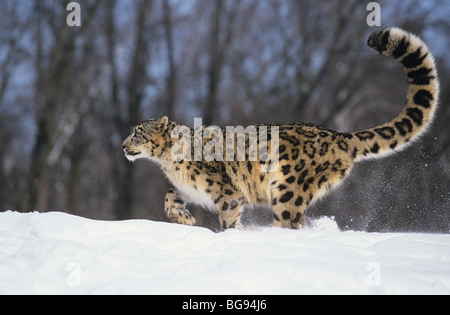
[0,211,449,294]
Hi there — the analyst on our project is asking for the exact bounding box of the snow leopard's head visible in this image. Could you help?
[122,116,170,162]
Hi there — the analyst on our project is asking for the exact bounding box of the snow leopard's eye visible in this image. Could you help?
[132,128,149,145]
[132,135,142,144]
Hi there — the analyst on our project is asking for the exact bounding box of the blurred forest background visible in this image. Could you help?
[0,0,448,232]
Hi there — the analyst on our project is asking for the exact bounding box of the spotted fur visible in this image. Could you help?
[122,28,439,230]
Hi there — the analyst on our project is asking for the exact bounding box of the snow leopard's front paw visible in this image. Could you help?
[164,188,196,226]
[165,206,196,226]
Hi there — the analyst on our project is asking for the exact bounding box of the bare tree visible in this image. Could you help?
[24,1,77,211]
[162,0,176,118]
[22,0,99,211]
[103,0,155,219]
[0,2,29,106]
[202,0,240,125]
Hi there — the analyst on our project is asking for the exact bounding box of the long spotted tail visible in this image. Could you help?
[351,28,439,161]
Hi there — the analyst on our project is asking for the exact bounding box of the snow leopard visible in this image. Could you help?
[122,28,439,230]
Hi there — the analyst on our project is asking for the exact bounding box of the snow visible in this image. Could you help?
[1,210,449,295]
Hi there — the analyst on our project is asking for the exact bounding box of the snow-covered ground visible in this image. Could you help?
[0,210,449,295]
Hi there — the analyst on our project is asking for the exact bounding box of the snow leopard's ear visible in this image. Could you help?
[155,116,169,132]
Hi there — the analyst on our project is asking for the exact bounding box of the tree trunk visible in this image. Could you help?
[109,0,153,220]
[24,2,77,211]
[203,0,224,126]
[162,0,176,118]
